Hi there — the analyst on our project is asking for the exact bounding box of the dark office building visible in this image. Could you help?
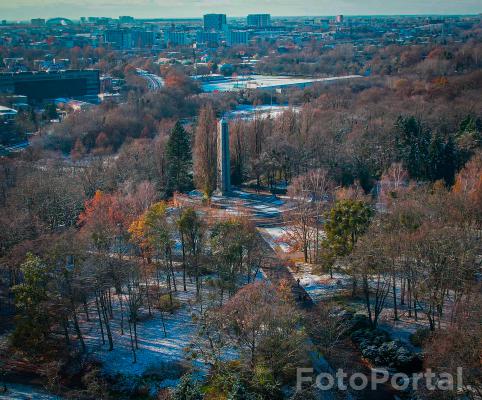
[104,29,132,49]
[227,30,249,46]
[31,18,46,26]
[0,105,18,145]
[203,14,227,31]
[0,70,100,103]
[119,15,135,24]
[132,30,155,48]
[105,29,154,49]
[196,31,220,46]
[247,14,271,28]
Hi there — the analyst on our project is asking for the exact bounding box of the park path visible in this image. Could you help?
[257,232,315,309]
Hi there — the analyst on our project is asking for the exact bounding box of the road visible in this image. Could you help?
[4,141,29,153]
[136,68,164,91]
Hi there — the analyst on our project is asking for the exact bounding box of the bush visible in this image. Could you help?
[227,378,261,400]
[143,360,186,380]
[173,374,203,400]
[157,294,181,313]
[110,374,143,395]
[289,387,318,400]
[203,362,280,400]
[409,327,431,347]
[251,365,283,400]
[351,328,391,345]
[79,366,110,398]
[351,328,423,373]
[347,314,372,333]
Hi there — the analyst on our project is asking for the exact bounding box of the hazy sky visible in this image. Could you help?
[1,0,481,20]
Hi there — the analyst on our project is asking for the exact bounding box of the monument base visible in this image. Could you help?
[213,189,231,197]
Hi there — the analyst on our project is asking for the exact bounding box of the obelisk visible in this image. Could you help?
[217,118,230,195]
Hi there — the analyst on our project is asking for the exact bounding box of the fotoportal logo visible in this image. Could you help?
[297,367,464,392]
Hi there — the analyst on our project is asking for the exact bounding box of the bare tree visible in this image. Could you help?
[193,105,217,197]
[286,169,333,263]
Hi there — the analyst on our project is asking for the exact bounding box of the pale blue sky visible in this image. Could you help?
[1,0,481,21]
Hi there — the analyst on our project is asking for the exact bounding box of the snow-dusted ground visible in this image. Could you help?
[287,264,431,349]
[377,319,425,352]
[179,189,291,224]
[82,275,212,381]
[81,269,261,386]
[258,226,292,253]
[202,74,362,92]
[0,384,62,400]
[224,105,301,121]
[288,263,352,302]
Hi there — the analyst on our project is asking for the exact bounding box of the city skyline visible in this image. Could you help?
[1,0,481,20]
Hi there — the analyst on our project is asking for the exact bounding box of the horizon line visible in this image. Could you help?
[4,13,482,22]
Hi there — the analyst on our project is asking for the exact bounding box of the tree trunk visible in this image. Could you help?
[82,297,90,321]
[181,234,187,291]
[168,249,177,292]
[407,279,412,317]
[95,295,105,345]
[71,304,86,353]
[195,262,200,297]
[352,278,357,297]
[128,320,137,363]
[133,318,138,349]
[413,295,418,321]
[160,311,167,338]
[167,274,173,307]
[392,274,399,321]
[107,288,113,319]
[62,317,70,346]
[363,277,373,327]
[144,273,151,316]
[119,291,125,335]
[100,293,113,351]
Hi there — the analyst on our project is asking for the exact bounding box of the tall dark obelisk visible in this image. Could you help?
[217,118,230,195]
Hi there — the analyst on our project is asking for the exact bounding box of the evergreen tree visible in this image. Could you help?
[395,116,431,180]
[428,134,459,186]
[12,253,51,348]
[428,133,445,182]
[173,374,203,400]
[457,114,482,159]
[166,121,193,195]
[43,103,58,121]
[322,200,373,258]
[440,136,458,186]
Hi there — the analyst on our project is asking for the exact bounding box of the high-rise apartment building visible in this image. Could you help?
[164,31,188,46]
[196,31,221,46]
[227,30,249,46]
[203,14,227,31]
[104,29,132,49]
[131,30,155,48]
[247,14,271,28]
